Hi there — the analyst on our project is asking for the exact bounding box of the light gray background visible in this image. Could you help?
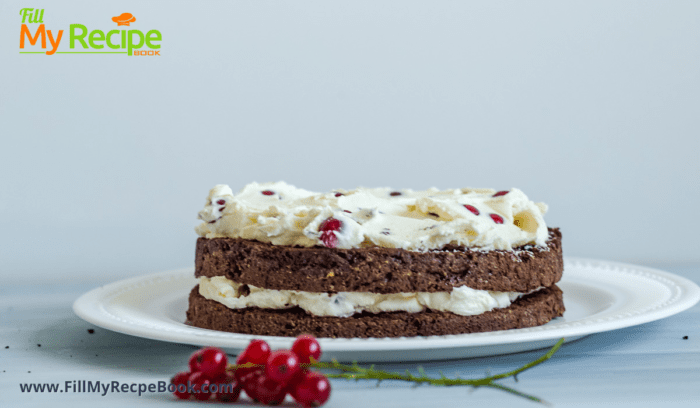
[1,1,699,283]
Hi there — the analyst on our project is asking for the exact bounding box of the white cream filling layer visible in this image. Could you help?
[198,276,525,318]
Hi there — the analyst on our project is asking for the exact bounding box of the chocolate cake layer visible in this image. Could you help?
[186,284,565,338]
[195,228,563,293]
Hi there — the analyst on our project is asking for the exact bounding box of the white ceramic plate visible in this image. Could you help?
[73,258,700,362]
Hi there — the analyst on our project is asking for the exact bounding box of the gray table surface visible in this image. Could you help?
[2,264,699,407]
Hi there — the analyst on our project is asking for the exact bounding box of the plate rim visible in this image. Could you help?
[73,257,700,353]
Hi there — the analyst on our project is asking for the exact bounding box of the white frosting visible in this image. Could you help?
[195,182,548,251]
[199,276,523,318]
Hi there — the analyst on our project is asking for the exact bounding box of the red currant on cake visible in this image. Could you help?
[188,347,228,379]
[266,350,301,385]
[493,190,509,197]
[291,371,331,407]
[490,214,505,224]
[319,217,342,248]
[464,204,480,216]
[292,334,322,365]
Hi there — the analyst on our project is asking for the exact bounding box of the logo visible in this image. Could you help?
[19,8,162,56]
[112,13,135,26]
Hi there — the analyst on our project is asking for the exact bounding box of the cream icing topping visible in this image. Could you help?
[198,276,523,318]
[195,182,548,251]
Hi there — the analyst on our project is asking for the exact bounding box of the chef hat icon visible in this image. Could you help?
[112,13,136,26]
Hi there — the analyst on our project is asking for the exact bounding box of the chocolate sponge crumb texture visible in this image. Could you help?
[194,228,563,294]
[187,228,564,338]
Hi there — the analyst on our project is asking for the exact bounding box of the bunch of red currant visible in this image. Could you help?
[170,334,331,407]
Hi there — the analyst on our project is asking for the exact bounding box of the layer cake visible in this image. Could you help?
[186,182,565,338]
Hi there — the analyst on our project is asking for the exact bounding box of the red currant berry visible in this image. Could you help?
[284,373,304,395]
[188,347,228,379]
[188,371,213,401]
[291,371,331,407]
[490,214,504,224]
[319,218,341,232]
[334,192,344,197]
[216,384,241,403]
[493,190,509,197]
[240,370,263,401]
[464,205,480,216]
[254,375,288,405]
[246,339,272,362]
[234,340,270,381]
[266,350,301,385]
[188,349,205,372]
[170,371,191,399]
[292,334,322,365]
[320,231,338,248]
[212,371,241,402]
[262,190,275,196]
[216,199,225,205]
[233,359,255,382]
[319,218,342,248]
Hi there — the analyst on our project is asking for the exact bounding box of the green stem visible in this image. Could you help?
[227,338,565,404]
[486,338,564,382]
[485,383,551,406]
